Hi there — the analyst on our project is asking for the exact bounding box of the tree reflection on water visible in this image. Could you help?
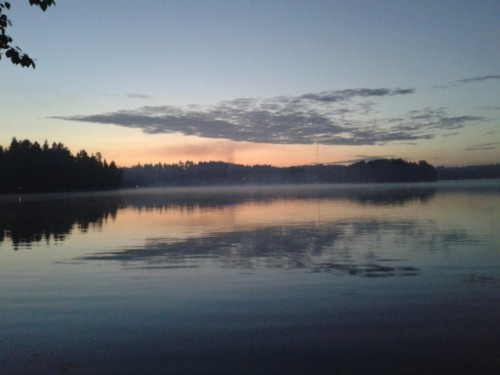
[1,183,497,375]
[0,185,481,277]
[0,185,435,248]
[1,186,481,278]
[0,194,123,248]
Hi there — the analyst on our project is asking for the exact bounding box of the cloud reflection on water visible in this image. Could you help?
[0,185,436,247]
[0,185,485,278]
[78,214,479,277]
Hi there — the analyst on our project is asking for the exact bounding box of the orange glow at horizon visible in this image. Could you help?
[52,127,497,169]
[88,132,357,168]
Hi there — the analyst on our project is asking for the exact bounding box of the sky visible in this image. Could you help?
[1,0,499,167]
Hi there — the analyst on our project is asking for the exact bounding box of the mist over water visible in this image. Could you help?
[1,181,499,374]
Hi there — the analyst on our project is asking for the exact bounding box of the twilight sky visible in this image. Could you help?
[1,0,499,167]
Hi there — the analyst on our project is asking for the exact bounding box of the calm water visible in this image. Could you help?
[1,181,499,374]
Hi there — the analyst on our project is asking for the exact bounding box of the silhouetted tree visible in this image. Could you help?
[437,164,500,180]
[347,159,436,183]
[0,138,123,193]
[122,158,437,188]
[1,0,55,68]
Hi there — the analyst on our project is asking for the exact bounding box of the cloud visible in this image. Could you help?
[127,93,153,99]
[104,93,153,99]
[433,74,500,89]
[465,142,498,151]
[457,75,500,84]
[51,88,486,146]
[298,88,414,102]
[332,155,398,164]
[480,105,500,111]
[159,140,259,163]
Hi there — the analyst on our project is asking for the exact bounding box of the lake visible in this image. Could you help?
[1,181,499,374]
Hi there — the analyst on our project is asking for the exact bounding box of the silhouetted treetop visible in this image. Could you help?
[347,159,437,183]
[437,164,500,180]
[0,138,123,193]
[1,0,55,68]
[122,158,437,188]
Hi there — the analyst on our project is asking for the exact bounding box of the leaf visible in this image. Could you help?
[20,54,34,68]
[0,34,13,47]
[2,0,55,69]
[10,52,20,64]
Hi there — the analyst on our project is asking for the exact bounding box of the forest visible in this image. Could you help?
[123,158,438,188]
[4,137,498,193]
[437,164,500,180]
[0,138,123,193]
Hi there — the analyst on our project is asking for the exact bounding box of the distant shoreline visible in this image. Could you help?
[1,138,498,194]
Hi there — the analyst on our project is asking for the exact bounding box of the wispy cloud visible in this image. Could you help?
[51,88,486,146]
[480,105,500,111]
[465,142,499,151]
[104,93,153,99]
[161,140,260,163]
[433,74,500,89]
[127,93,153,99]
[332,155,398,164]
[457,75,500,84]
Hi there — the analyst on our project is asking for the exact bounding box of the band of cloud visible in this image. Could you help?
[433,74,500,89]
[51,88,485,146]
[466,142,498,151]
[458,75,500,84]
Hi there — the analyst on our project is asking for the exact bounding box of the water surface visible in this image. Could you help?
[1,181,499,374]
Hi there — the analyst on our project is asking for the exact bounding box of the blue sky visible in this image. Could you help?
[1,0,499,166]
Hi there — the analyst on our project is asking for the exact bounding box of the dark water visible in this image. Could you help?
[1,181,499,374]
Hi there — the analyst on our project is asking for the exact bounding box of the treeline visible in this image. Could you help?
[437,164,500,180]
[123,159,437,187]
[0,138,123,193]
